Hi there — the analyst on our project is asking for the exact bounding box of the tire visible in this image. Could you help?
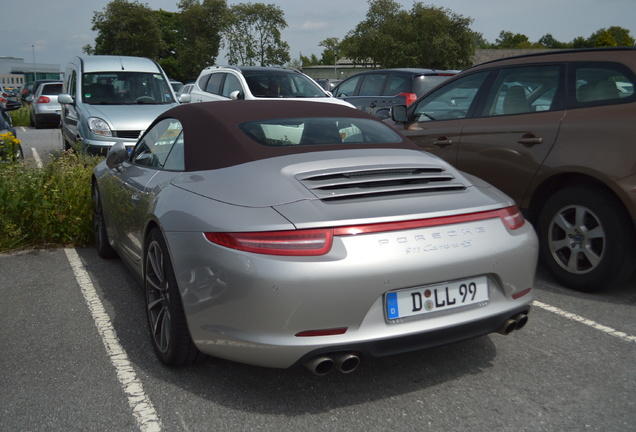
[144,228,205,366]
[34,114,42,129]
[92,184,117,259]
[537,185,636,292]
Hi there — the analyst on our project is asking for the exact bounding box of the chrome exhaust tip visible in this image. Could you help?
[335,353,360,374]
[303,356,334,376]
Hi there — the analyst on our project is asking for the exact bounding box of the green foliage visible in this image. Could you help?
[341,0,477,69]
[9,104,30,127]
[0,151,101,251]
[223,2,290,66]
[87,0,166,59]
[176,0,226,79]
[489,26,634,49]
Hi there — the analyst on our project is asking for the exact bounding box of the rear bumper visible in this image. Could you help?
[297,304,532,364]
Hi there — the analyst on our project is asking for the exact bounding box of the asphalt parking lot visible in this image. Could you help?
[1,126,635,431]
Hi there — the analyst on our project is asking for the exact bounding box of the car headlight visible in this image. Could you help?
[88,117,112,137]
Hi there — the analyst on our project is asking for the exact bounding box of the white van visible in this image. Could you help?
[59,56,179,154]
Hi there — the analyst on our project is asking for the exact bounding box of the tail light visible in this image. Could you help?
[205,206,524,256]
[398,92,418,105]
[37,96,51,104]
[204,229,333,256]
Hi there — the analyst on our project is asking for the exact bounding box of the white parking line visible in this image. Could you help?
[64,248,162,432]
[31,147,43,168]
[533,300,636,344]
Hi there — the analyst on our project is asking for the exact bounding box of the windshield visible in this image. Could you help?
[243,71,326,98]
[239,117,402,146]
[82,72,175,105]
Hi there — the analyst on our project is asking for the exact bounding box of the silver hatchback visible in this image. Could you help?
[30,82,63,129]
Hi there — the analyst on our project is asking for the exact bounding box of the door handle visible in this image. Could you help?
[433,138,453,147]
[517,135,543,146]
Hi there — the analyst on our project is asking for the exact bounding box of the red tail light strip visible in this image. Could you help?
[205,206,524,256]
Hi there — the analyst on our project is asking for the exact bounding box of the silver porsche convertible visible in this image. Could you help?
[93,100,537,374]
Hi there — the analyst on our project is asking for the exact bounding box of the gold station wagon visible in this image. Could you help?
[389,48,636,292]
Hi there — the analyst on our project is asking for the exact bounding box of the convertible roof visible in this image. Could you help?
[151,100,419,171]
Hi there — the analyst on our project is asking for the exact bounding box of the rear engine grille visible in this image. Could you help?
[297,166,466,201]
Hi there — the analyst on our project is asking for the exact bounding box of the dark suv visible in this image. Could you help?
[332,68,457,118]
[389,48,636,292]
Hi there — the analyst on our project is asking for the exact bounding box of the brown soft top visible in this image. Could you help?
[151,100,419,171]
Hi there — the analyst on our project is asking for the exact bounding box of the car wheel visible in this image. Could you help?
[537,185,636,292]
[144,228,205,365]
[92,184,117,259]
[34,115,42,129]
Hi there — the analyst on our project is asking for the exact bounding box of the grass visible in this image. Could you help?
[0,147,102,252]
[10,104,31,127]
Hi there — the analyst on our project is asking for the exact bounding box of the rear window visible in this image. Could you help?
[243,71,326,98]
[239,117,402,146]
[40,83,63,95]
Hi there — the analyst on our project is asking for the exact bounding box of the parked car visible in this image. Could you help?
[388,48,636,292]
[27,79,61,103]
[186,66,355,108]
[20,82,34,103]
[170,80,183,93]
[29,81,63,128]
[0,101,24,160]
[0,84,7,106]
[58,55,180,155]
[316,78,342,92]
[92,100,537,373]
[332,68,458,119]
[176,83,194,101]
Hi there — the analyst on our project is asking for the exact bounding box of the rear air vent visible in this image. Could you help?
[297,166,466,201]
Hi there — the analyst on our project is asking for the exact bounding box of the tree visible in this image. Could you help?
[176,0,227,80]
[538,33,568,49]
[154,9,181,79]
[494,31,531,48]
[86,0,166,58]
[588,26,635,47]
[341,0,477,69]
[318,37,341,65]
[223,3,290,66]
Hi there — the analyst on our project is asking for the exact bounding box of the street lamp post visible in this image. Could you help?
[32,44,36,81]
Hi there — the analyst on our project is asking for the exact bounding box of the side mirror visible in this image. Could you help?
[58,94,74,104]
[391,105,408,123]
[178,93,191,104]
[106,142,128,169]
[4,101,22,112]
[229,90,244,100]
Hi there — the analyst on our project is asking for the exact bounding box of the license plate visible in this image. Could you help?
[385,276,489,320]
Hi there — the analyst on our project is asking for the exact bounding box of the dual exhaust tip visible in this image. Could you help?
[304,313,529,375]
[304,352,360,376]
[496,313,529,335]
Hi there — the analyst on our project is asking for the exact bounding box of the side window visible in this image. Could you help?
[334,76,360,97]
[204,73,223,95]
[163,132,185,171]
[131,119,183,170]
[221,74,242,97]
[483,65,562,116]
[574,63,635,104]
[412,71,489,121]
[67,70,76,97]
[358,74,388,96]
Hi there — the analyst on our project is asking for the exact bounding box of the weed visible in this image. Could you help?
[0,150,102,251]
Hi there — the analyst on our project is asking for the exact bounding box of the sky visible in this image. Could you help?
[1,0,635,71]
